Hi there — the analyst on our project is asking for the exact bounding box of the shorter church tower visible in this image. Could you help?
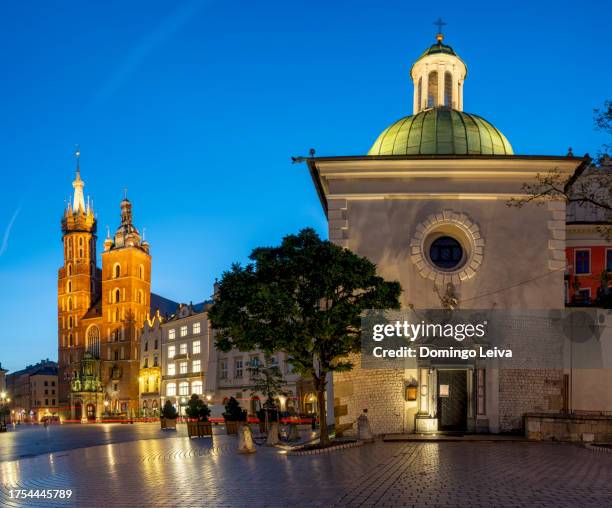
[99,194,152,415]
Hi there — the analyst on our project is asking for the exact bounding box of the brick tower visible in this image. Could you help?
[58,151,100,415]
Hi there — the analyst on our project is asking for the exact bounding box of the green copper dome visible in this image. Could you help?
[368,108,513,156]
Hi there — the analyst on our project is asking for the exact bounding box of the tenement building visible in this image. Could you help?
[5,360,58,422]
[58,154,176,421]
[303,30,591,434]
[157,303,212,416]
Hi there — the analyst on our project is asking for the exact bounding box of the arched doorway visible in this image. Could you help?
[86,403,96,421]
[151,400,158,416]
[74,401,82,421]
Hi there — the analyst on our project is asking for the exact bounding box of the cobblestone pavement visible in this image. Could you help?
[1,426,612,507]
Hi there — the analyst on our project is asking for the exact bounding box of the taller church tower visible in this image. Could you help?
[58,152,100,410]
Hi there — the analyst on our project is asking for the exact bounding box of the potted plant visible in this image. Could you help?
[160,400,178,430]
[223,396,247,435]
[185,394,212,438]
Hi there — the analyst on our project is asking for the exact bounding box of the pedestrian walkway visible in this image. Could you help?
[1,425,612,507]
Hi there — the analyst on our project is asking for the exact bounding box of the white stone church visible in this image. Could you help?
[305,31,593,435]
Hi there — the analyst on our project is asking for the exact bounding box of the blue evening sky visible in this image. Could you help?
[0,0,609,372]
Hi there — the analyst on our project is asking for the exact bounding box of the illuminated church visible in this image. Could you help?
[306,29,589,434]
[58,155,176,421]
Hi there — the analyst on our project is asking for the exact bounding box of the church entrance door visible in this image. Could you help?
[86,403,96,421]
[437,370,467,431]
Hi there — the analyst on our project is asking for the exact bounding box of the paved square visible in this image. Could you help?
[1,424,612,507]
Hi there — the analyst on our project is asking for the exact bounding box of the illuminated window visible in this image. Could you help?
[167,363,175,375]
[444,71,453,107]
[179,343,187,355]
[168,329,176,340]
[193,322,201,334]
[166,383,176,396]
[427,71,438,107]
[179,362,188,374]
[178,382,189,396]
[168,345,175,359]
[192,380,203,394]
[192,341,200,354]
[192,360,201,373]
[180,326,187,337]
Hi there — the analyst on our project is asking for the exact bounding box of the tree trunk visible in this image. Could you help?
[314,375,329,447]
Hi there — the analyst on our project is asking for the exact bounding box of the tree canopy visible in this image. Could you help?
[209,228,402,445]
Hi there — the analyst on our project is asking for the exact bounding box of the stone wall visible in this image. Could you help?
[333,353,417,436]
[498,369,564,432]
[525,413,612,442]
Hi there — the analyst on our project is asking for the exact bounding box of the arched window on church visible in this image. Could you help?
[137,290,143,304]
[86,326,101,358]
[115,308,120,322]
[114,263,121,279]
[444,71,453,107]
[427,71,438,107]
[68,298,73,311]
[114,289,121,303]
[69,333,74,346]
[139,264,144,279]
[68,315,73,328]
[67,264,72,276]
[67,280,72,293]
[417,77,422,110]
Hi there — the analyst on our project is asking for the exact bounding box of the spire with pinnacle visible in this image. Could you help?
[72,146,86,213]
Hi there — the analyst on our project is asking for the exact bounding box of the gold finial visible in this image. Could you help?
[433,17,446,42]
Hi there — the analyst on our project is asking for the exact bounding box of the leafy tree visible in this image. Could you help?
[161,399,178,420]
[223,396,247,422]
[249,359,286,404]
[209,228,401,446]
[508,100,611,240]
[249,359,285,428]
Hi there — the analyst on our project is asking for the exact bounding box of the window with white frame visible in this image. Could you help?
[179,381,189,395]
[192,359,201,373]
[166,383,176,396]
[179,343,187,355]
[168,345,175,359]
[179,361,188,374]
[192,380,203,394]
[168,329,176,340]
[220,360,228,380]
[193,322,201,334]
[192,341,200,354]
[167,363,175,376]
[180,325,188,337]
[235,359,243,378]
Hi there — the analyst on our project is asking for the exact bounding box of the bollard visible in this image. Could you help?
[266,421,280,446]
[287,423,300,442]
[238,424,257,454]
[357,409,374,442]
